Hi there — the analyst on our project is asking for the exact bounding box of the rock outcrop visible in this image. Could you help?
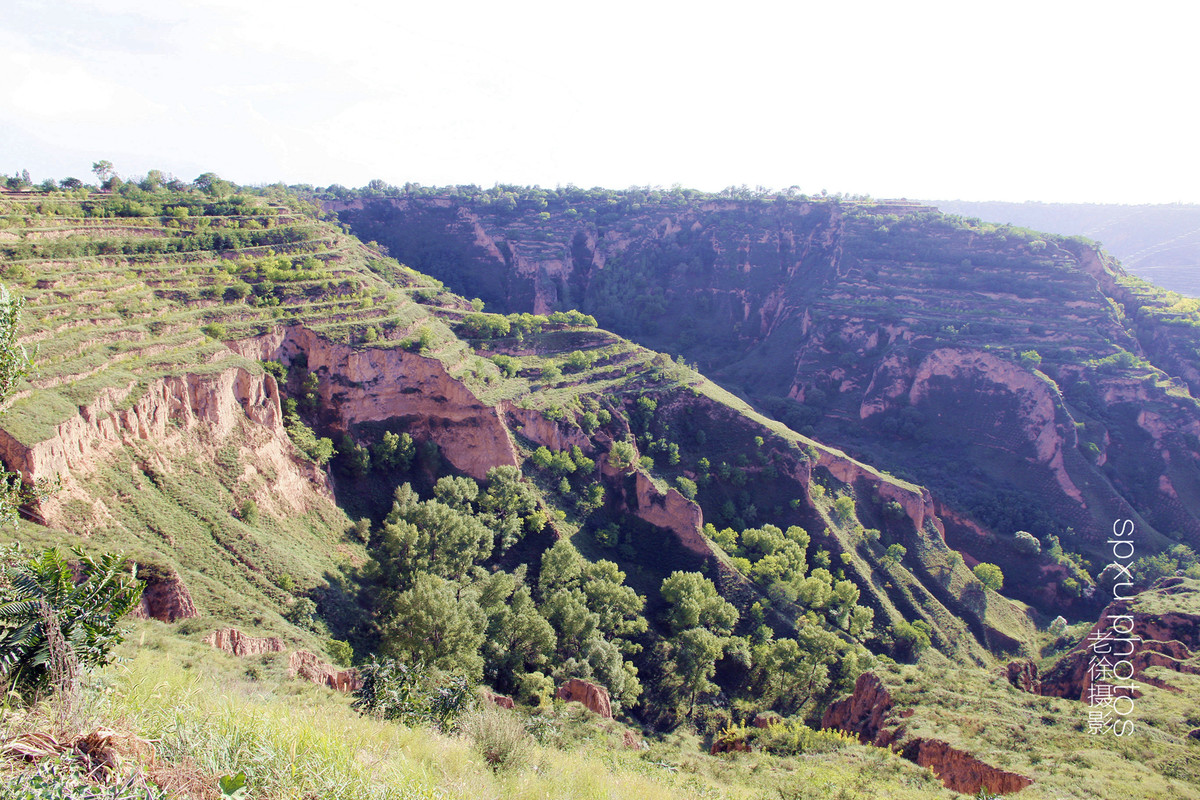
[626,468,708,558]
[1022,592,1200,700]
[129,564,197,623]
[753,711,783,729]
[1004,660,1040,694]
[202,628,285,657]
[556,678,612,719]
[709,736,752,755]
[233,327,519,481]
[287,650,360,692]
[481,689,515,709]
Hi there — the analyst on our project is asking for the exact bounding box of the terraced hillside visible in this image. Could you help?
[934,200,1200,296]
[332,187,1200,618]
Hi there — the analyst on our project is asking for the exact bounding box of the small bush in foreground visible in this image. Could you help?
[352,657,475,732]
[459,705,533,772]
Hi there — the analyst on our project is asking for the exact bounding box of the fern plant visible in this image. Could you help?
[0,545,144,695]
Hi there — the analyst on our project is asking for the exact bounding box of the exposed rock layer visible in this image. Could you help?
[556,678,612,719]
[287,650,361,692]
[129,564,198,623]
[202,628,285,657]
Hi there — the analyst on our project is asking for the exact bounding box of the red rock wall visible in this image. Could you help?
[904,738,1033,795]
[556,678,612,718]
[287,650,361,692]
[203,628,285,657]
[129,564,198,622]
[235,327,519,481]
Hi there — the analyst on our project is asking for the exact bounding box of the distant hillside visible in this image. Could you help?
[933,200,1200,296]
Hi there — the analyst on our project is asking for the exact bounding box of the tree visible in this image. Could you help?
[476,568,556,690]
[675,476,697,500]
[832,494,856,523]
[479,465,542,552]
[608,440,637,471]
[973,562,1004,592]
[660,571,738,636]
[668,627,723,714]
[1012,530,1041,555]
[751,626,840,714]
[91,160,114,184]
[194,172,233,197]
[372,430,415,471]
[379,573,485,680]
[891,619,931,661]
[367,483,493,589]
[882,543,906,568]
[139,169,166,192]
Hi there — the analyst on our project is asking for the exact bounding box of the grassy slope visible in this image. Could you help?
[874,655,1200,799]
[41,621,957,800]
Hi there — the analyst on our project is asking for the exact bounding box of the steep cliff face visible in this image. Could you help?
[231,327,519,481]
[556,678,612,718]
[0,365,333,527]
[203,628,286,657]
[288,650,361,692]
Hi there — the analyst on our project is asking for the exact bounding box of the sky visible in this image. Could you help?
[2,0,1199,203]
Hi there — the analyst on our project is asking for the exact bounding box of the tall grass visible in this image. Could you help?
[91,654,439,800]
[83,648,759,800]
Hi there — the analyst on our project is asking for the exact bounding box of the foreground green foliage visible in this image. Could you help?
[8,757,167,800]
[0,545,142,695]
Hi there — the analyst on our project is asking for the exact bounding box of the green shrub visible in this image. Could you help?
[353,657,475,732]
[892,620,931,661]
[675,476,697,500]
[490,354,520,378]
[285,416,334,465]
[755,719,855,755]
[239,499,259,526]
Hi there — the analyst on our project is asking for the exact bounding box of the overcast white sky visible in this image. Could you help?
[2,0,1198,203]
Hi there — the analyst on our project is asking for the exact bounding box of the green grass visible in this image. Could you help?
[871,655,1200,799]
[29,624,962,800]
